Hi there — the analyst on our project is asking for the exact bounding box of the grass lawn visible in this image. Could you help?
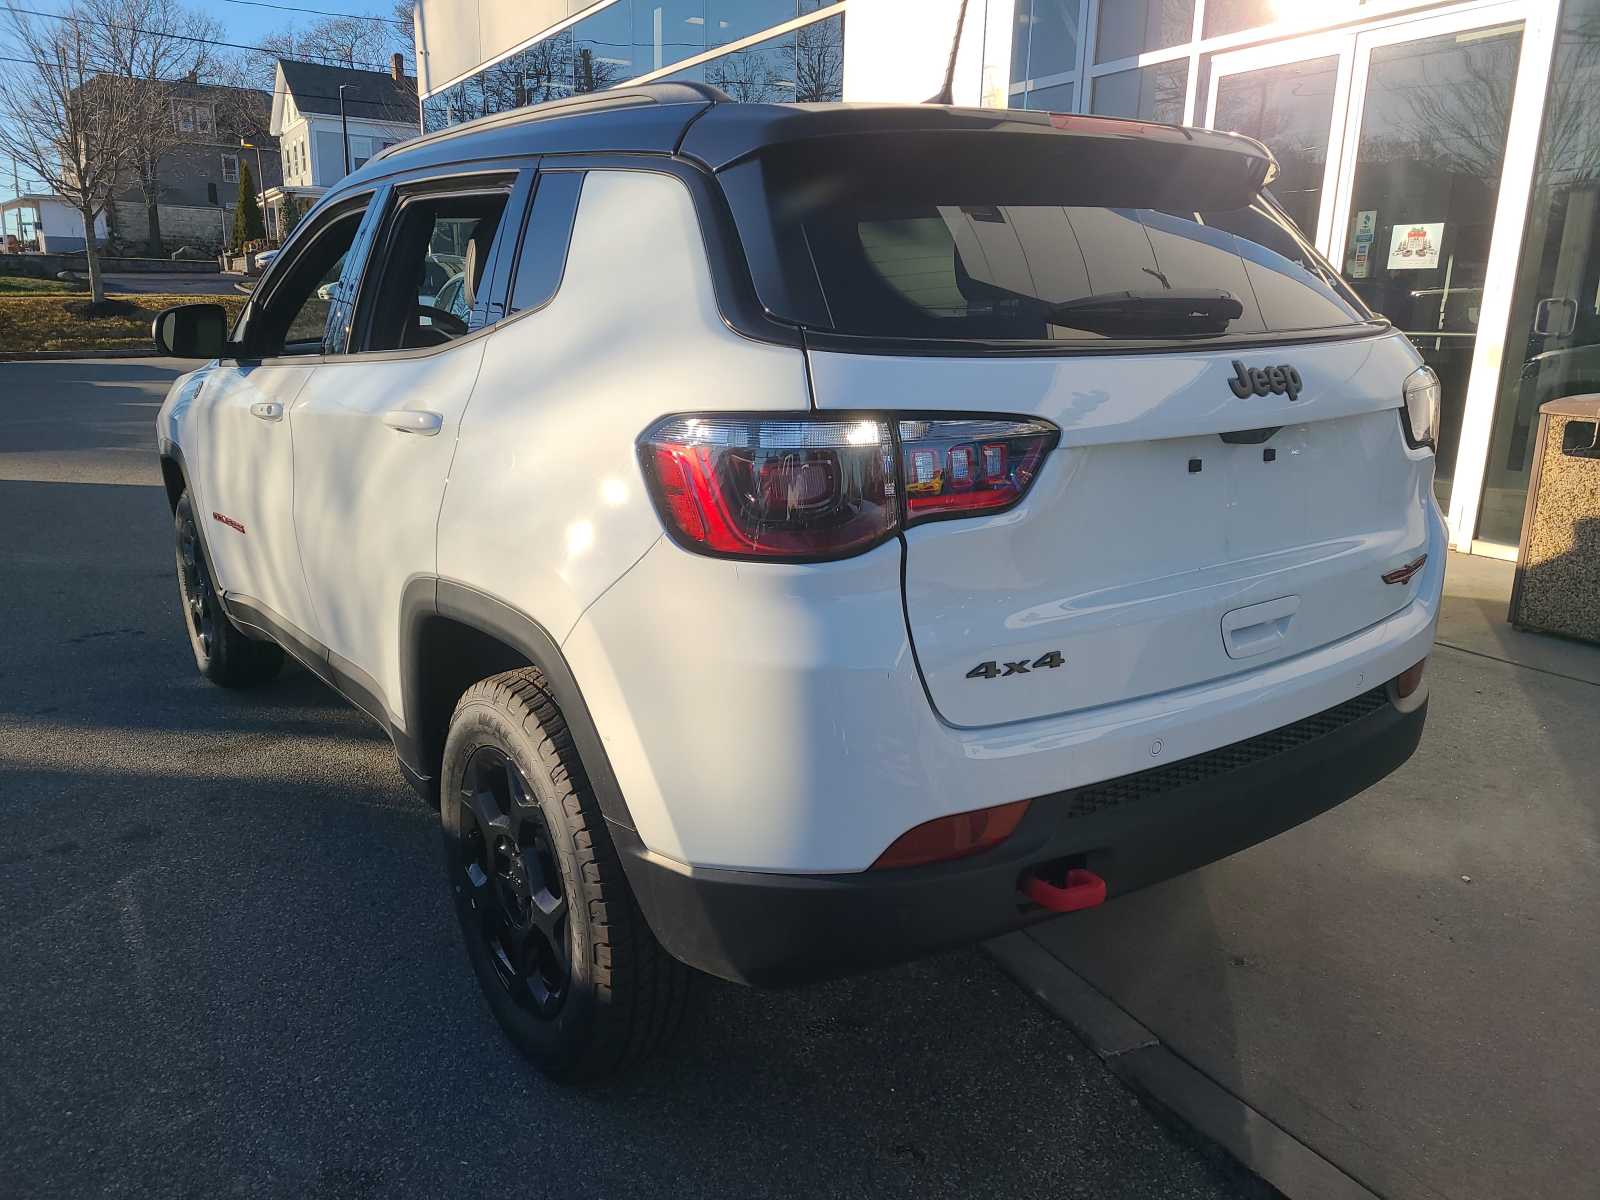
[0,292,244,353]
[0,275,88,295]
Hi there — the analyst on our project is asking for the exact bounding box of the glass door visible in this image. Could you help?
[1207,32,1356,254]
[1329,11,1527,514]
[1475,0,1600,545]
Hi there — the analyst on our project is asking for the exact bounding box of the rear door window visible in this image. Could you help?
[723,130,1372,345]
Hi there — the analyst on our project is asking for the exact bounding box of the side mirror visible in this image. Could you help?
[152,303,228,358]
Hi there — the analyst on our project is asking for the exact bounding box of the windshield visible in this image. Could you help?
[722,131,1374,344]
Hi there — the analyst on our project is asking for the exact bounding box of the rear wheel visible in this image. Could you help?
[441,668,689,1082]
[174,491,284,688]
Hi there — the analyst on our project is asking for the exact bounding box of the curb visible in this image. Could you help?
[0,349,159,361]
[986,932,1383,1200]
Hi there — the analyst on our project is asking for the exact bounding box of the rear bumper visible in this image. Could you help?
[619,689,1426,986]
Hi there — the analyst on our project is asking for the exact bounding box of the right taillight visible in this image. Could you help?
[639,413,1058,561]
[1402,366,1440,450]
[897,418,1058,524]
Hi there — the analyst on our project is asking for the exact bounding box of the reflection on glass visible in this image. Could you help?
[1023,81,1074,112]
[664,15,844,103]
[1012,0,1084,84]
[1479,0,1600,543]
[422,4,842,132]
[1202,0,1280,39]
[1091,60,1187,124]
[1095,0,1193,64]
[1340,23,1523,509]
[1214,55,1337,240]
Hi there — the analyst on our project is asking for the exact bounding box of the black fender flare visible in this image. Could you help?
[399,577,638,832]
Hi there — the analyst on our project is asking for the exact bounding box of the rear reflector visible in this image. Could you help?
[870,799,1031,870]
[1394,658,1427,699]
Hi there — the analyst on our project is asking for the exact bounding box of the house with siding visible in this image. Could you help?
[101,78,283,255]
[263,58,418,242]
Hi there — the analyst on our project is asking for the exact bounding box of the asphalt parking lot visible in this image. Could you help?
[0,359,1245,1199]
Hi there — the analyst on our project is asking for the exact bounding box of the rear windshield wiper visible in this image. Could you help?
[1043,289,1244,336]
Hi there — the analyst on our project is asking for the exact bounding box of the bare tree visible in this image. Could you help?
[793,16,844,103]
[86,0,221,255]
[0,1,144,301]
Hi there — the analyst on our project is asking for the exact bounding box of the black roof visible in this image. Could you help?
[278,59,416,124]
[349,81,1276,190]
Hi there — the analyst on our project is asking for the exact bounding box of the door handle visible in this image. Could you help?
[249,400,283,422]
[382,409,444,436]
[1533,297,1578,337]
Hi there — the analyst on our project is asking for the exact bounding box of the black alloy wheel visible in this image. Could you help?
[454,745,570,1018]
[177,505,219,659]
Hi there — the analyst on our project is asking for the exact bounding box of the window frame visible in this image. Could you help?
[221,152,239,184]
[339,161,536,361]
[227,189,382,364]
[505,168,584,317]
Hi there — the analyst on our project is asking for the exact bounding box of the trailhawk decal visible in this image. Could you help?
[211,511,246,535]
[966,651,1065,680]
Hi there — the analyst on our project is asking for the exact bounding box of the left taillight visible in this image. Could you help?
[639,413,1059,561]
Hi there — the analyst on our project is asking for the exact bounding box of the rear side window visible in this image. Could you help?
[510,171,583,314]
[723,131,1372,344]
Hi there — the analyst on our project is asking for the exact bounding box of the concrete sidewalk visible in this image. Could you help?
[991,553,1600,1200]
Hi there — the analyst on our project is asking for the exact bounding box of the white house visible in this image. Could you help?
[0,194,108,253]
[261,57,418,242]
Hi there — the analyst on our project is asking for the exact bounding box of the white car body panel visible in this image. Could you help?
[189,362,321,636]
[290,342,490,723]
[565,505,1443,873]
[437,170,812,647]
[810,334,1434,727]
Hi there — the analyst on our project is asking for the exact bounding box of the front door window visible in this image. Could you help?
[1337,23,1525,510]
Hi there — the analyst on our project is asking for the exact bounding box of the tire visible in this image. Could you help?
[174,491,285,688]
[440,668,690,1082]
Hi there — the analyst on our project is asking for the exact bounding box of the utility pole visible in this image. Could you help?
[338,84,352,176]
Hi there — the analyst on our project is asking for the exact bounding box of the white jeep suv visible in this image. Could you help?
[153,85,1444,1081]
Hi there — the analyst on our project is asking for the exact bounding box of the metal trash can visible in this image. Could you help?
[1509,396,1600,642]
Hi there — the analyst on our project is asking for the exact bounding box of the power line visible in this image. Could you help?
[217,0,398,23]
[1,4,396,71]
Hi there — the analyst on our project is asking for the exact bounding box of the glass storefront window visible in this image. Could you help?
[1478,0,1600,544]
[1022,80,1074,111]
[1012,0,1084,85]
[664,13,843,103]
[1095,0,1193,64]
[1202,0,1280,39]
[1338,23,1524,512]
[1091,59,1187,124]
[1213,55,1339,240]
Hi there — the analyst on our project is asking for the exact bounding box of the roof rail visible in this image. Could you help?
[374,82,731,164]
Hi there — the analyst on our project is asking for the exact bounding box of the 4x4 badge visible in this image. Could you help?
[967,651,1065,680]
[1229,360,1303,402]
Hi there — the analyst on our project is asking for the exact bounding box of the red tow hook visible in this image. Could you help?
[1021,867,1107,913]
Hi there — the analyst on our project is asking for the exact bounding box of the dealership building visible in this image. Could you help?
[412,0,1600,558]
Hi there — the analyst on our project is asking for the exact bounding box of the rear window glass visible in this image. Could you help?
[724,131,1371,344]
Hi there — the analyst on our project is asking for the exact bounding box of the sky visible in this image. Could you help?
[1,0,404,203]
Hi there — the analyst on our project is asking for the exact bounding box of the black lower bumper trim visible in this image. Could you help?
[616,692,1427,987]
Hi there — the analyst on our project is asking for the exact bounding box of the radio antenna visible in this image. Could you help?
[927,0,971,105]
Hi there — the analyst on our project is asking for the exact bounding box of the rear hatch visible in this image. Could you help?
[708,108,1433,728]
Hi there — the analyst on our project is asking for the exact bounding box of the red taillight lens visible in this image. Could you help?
[898,418,1057,522]
[640,413,1058,560]
[640,416,898,559]
[871,799,1031,870]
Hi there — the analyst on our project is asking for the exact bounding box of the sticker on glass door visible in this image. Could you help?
[1387,222,1444,270]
